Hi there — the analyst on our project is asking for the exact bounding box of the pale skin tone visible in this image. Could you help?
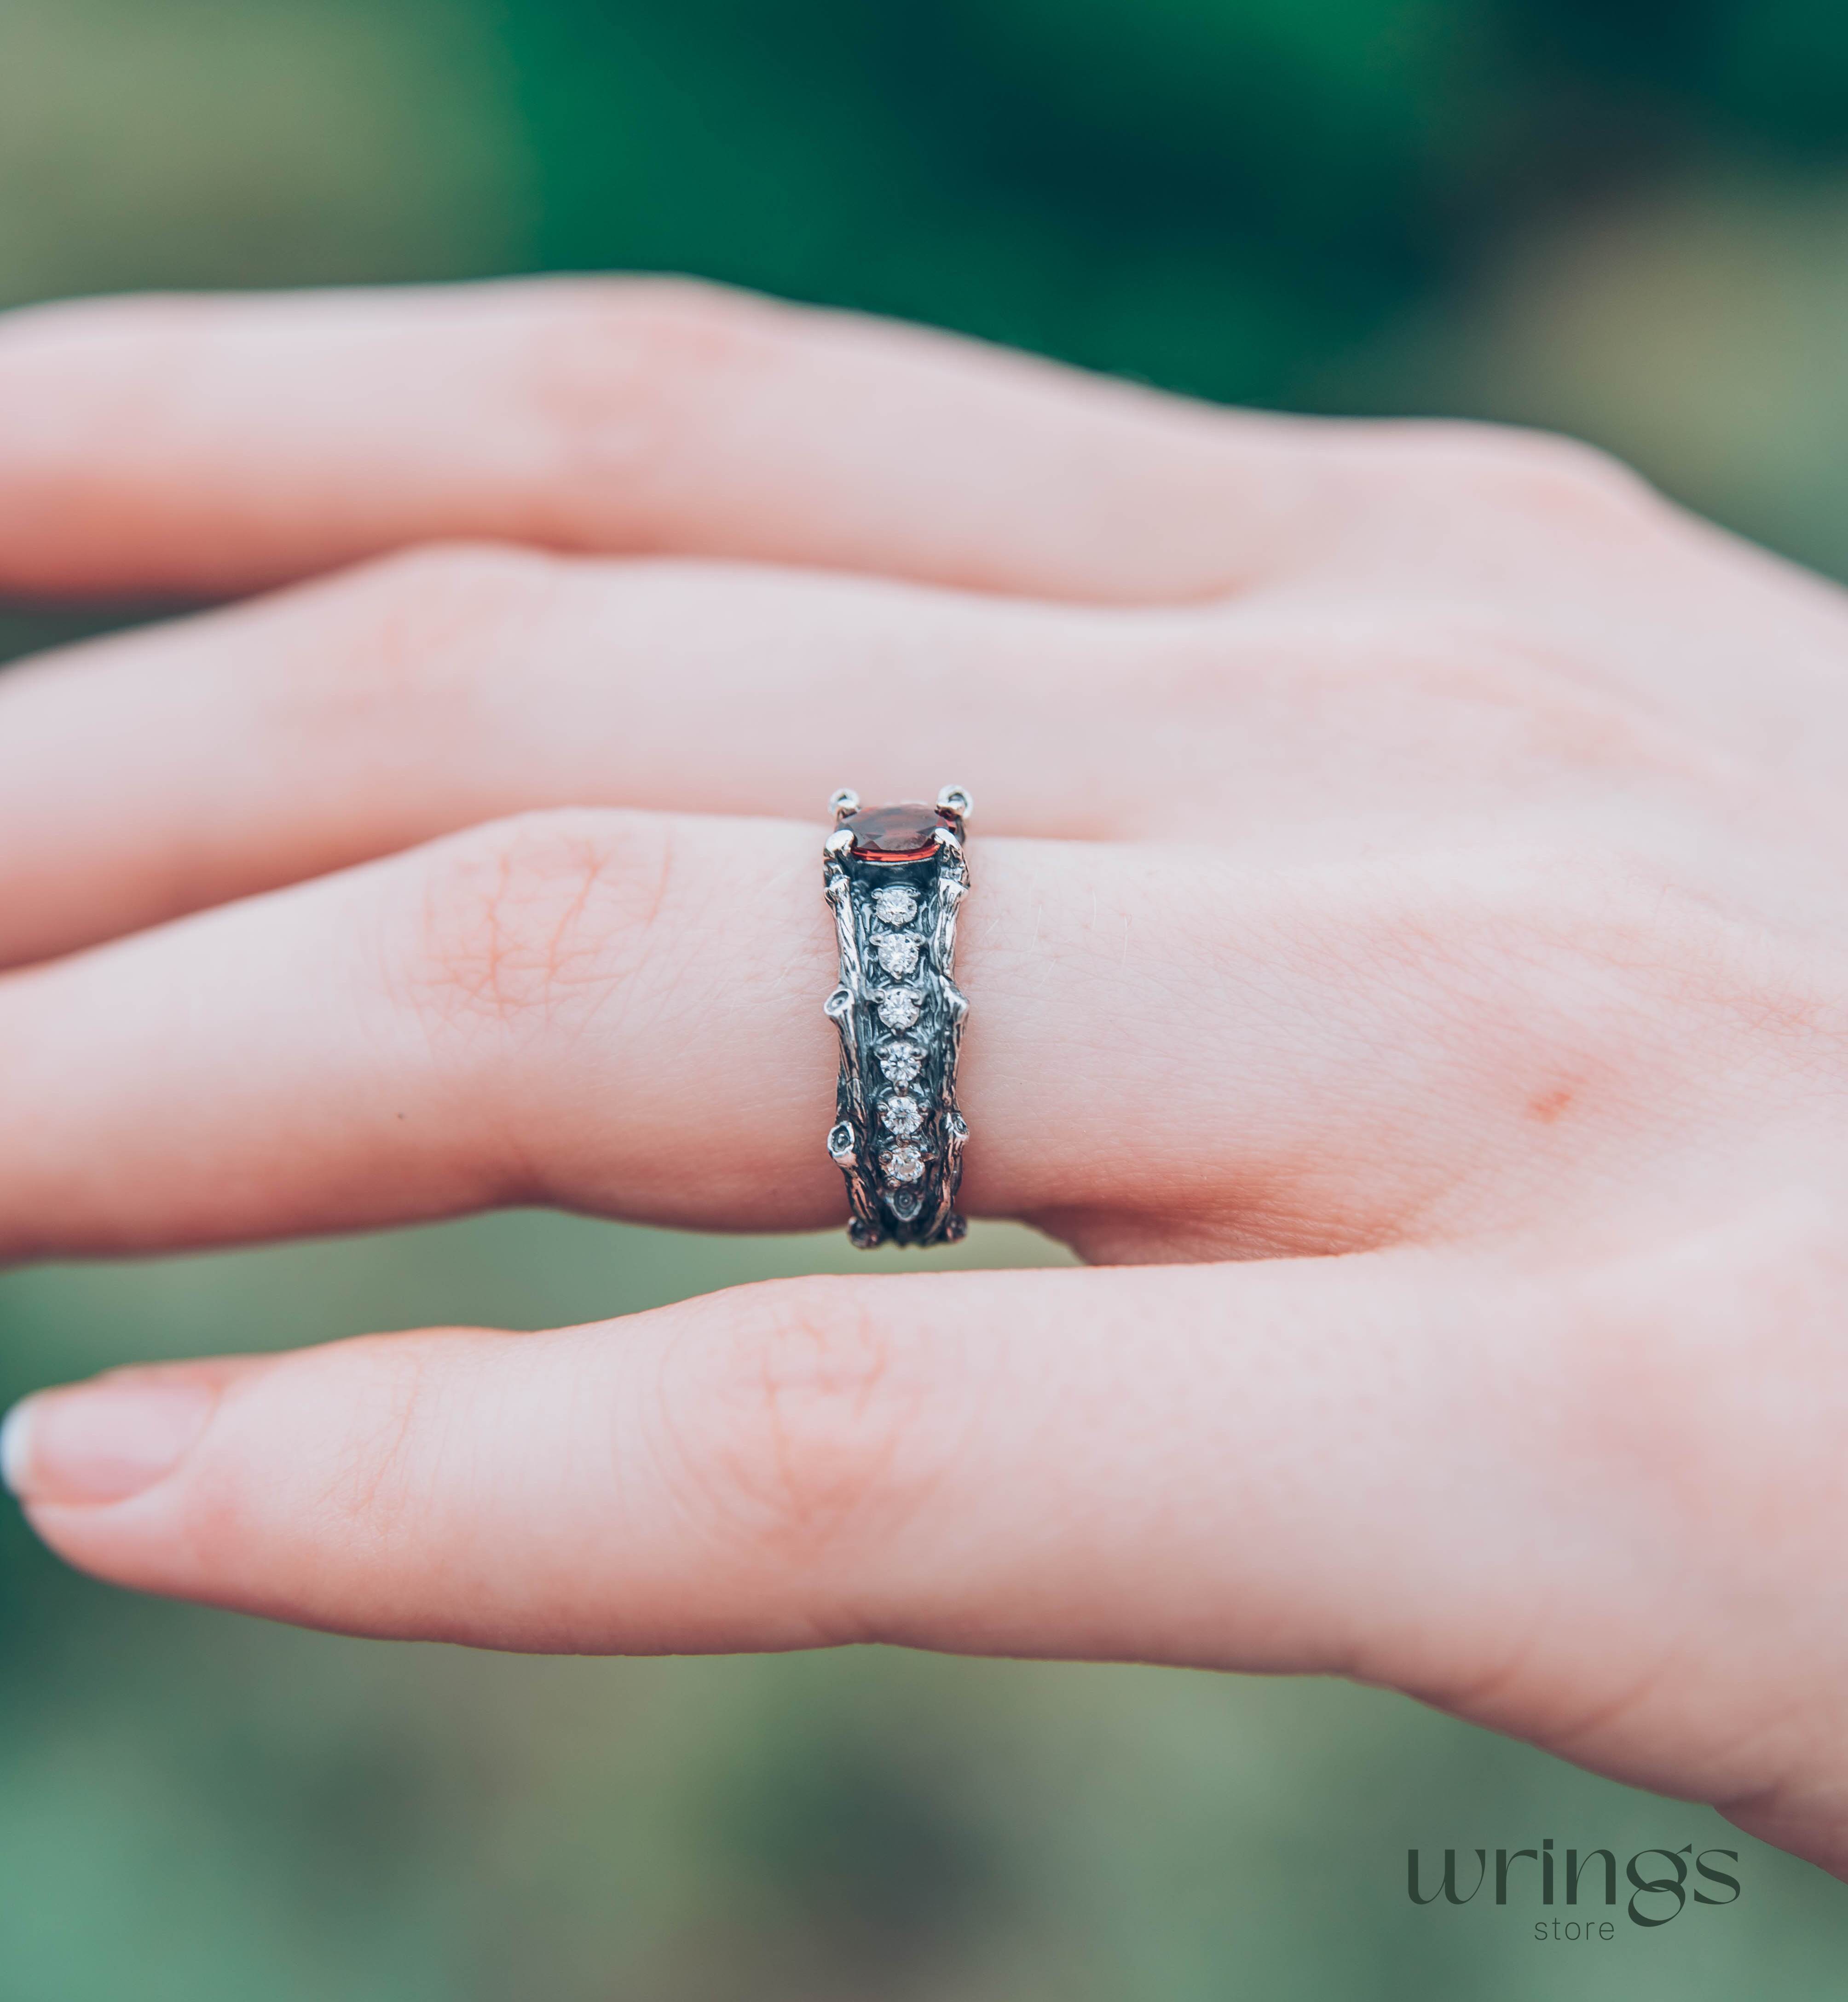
[4,277,1848,1877]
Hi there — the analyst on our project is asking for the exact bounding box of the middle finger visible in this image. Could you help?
[0,545,1130,968]
[0,542,1700,972]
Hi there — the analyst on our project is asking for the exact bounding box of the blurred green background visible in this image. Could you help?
[3,0,1848,1995]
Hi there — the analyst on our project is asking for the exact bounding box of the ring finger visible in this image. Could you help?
[0,803,1587,1267]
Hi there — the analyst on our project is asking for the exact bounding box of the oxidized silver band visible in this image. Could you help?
[823,786,972,1248]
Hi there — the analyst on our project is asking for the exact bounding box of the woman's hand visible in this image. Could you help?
[5,278,1848,1875]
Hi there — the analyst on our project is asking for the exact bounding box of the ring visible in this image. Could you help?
[822,785,973,1248]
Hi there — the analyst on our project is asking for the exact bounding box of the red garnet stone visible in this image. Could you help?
[843,803,954,860]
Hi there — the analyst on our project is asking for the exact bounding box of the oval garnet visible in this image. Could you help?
[842,803,953,859]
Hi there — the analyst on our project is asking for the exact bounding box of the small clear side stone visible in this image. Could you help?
[883,1094,924,1138]
[881,1144,926,1184]
[873,886,919,927]
[878,1042,924,1084]
[876,988,922,1030]
[876,932,922,977]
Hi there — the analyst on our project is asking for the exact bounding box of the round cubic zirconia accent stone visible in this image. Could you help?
[876,932,922,977]
[883,1093,924,1138]
[876,987,923,1031]
[873,886,919,927]
[882,1144,926,1184]
[877,1041,924,1085]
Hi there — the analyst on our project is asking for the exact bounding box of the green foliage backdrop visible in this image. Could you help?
[3,2,1847,1995]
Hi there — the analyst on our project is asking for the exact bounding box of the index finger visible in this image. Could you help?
[0,277,1329,605]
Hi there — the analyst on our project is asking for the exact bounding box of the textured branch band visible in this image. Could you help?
[822,788,972,1249]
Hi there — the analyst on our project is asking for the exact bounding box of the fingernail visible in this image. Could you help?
[0,1373,217,1505]
[0,1398,33,1497]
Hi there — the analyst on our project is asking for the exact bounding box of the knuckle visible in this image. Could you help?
[1386,607,1699,770]
[1570,1202,1848,1565]
[1131,606,1686,782]
[655,1279,938,1576]
[1375,420,1663,529]
[509,278,790,519]
[326,541,571,708]
[396,806,677,1042]
[1414,843,1814,1103]
[1455,847,1681,1007]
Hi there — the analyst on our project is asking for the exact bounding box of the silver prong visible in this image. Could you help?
[936,785,973,822]
[824,826,855,857]
[931,824,964,856]
[828,788,860,824]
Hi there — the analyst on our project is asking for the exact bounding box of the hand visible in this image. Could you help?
[4,278,1848,1876]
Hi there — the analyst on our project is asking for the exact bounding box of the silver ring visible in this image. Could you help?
[822,786,973,1248]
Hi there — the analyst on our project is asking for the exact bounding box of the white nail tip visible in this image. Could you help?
[0,1399,34,1497]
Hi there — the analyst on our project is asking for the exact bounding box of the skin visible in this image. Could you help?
[3,276,1848,1876]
